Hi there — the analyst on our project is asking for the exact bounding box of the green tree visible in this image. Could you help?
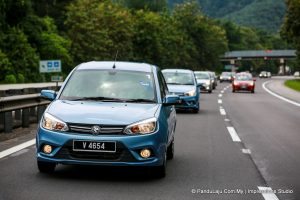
[2,28,40,82]
[173,1,228,70]
[282,0,300,66]
[66,0,134,64]
[125,0,167,12]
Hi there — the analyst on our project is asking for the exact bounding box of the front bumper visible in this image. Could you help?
[36,128,166,167]
[200,84,211,91]
[175,95,199,110]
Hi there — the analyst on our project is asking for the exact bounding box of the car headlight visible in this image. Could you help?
[220,77,223,80]
[185,89,196,96]
[41,113,69,131]
[124,118,157,135]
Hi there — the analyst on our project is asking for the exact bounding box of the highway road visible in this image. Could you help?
[0,79,299,200]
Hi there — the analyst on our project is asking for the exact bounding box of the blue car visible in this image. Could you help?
[36,61,180,177]
[162,69,200,113]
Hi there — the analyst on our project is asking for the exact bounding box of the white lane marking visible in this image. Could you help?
[224,118,230,122]
[218,94,222,98]
[11,149,29,157]
[221,91,224,94]
[218,99,222,104]
[220,108,226,115]
[0,139,35,159]
[262,81,300,107]
[258,186,279,200]
[227,127,241,142]
[242,149,251,154]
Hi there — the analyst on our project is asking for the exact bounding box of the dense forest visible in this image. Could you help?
[0,0,294,83]
[169,0,286,33]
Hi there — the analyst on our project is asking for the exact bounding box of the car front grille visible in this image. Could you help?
[68,123,125,135]
[54,141,136,162]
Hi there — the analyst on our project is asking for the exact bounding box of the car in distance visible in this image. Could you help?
[194,71,213,93]
[207,71,217,89]
[36,61,180,178]
[162,69,200,113]
[220,72,233,82]
[294,71,300,77]
[259,71,271,78]
[232,73,255,93]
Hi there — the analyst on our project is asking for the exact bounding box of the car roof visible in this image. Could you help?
[194,71,210,74]
[76,61,155,73]
[162,69,193,73]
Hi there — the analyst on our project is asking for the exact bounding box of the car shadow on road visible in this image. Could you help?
[37,164,169,182]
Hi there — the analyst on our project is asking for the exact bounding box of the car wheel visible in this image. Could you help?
[37,161,56,173]
[232,90,235,93]
[251,90,255,93]
[167,139,174,160]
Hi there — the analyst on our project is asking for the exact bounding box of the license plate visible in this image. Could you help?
[73,140,116,152]
[241,85,246,89]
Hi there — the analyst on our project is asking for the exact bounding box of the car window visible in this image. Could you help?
[162,71,195,85]
[157,71,169,98]
[60,70,156,101]
[236,75,252,81]
[195,72,210,80]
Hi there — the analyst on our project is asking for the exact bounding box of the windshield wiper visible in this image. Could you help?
[124,98,156,103]
[70,97,126,102]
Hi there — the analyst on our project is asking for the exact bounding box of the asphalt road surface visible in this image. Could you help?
[0,79,299,200]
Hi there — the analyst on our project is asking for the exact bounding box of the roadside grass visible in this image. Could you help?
[285,79,300,92]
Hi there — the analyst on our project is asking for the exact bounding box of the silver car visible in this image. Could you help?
[207,71,217,89]
[194,71,213,93]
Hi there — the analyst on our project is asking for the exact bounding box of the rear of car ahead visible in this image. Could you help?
[194,71,212,93]
[162,69,200,113]
[232,73,255,93]
[36,61,179,178]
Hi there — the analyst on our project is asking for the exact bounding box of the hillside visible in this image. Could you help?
[168,0,286,32]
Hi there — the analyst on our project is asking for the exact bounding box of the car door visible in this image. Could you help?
[157,70,176,144]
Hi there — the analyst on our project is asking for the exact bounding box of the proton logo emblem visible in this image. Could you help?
[91,125,101,135]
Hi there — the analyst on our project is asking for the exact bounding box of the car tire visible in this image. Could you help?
[37,161,56,173]
[167,139,174,160]
[251,90,255,93]
[232,90,235,93]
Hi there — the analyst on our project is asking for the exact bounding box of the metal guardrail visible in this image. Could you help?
[0,82,62,97]
[0,94,51,133]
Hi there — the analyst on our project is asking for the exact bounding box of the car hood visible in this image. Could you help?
[167,85,196,93]
[46,100,159,125]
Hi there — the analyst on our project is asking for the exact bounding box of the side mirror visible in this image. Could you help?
[163,94,181,106]
[41,90,56,101]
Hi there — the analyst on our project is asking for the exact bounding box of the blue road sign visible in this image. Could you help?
[40,60,61,73]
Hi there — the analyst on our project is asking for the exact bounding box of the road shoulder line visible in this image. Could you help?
[262,81,300,107]
[0,139,35,159]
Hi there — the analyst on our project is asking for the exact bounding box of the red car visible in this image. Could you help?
[232,73,255,93]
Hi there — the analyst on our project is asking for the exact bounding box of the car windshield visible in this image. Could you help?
[195,73,210,80]
[60,70,156,102]
[163,71,195,85]
[221,72,231,76]
[236,75,252,81]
